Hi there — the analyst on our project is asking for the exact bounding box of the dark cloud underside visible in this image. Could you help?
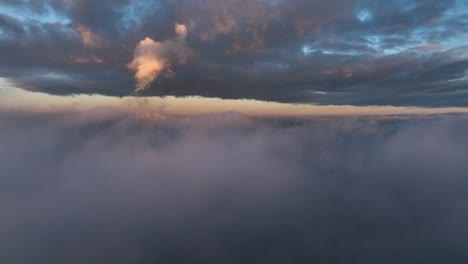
[1,0,468,106]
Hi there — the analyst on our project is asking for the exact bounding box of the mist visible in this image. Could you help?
[1,109,468,263]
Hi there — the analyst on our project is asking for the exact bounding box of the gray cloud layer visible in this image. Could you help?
[1,110,468,263]
[0,0,468,106]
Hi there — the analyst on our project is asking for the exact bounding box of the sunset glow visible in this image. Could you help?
[1,1,468,263]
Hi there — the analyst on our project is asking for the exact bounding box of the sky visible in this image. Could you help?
[1,0,468,107]
[2,1,468,263]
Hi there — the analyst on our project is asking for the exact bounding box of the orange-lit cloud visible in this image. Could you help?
[128,23,191,92]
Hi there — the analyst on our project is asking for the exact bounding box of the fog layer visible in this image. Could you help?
[1,110,468,263]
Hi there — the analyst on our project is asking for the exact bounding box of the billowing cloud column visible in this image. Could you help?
[128,23,191,92]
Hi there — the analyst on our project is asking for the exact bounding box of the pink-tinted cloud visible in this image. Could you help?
[128,23,191,92]
[71,54,104,64]
[76,24,102,48]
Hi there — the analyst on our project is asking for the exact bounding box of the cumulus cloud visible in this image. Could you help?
[1,110,468,263]
[128,23,191,92]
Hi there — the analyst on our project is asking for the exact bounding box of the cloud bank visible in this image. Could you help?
[128,23,191,91]
[1,110,468,263]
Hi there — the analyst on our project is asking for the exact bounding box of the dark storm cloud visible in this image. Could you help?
[0,0,468,106]
[1,110,468,263]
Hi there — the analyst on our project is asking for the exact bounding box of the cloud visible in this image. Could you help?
[76,24,102,48]
[128,23,191,92]
[1,0,468,105]
[1,109,468,263]
[175,22,188,38]
[70,54,104,64]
